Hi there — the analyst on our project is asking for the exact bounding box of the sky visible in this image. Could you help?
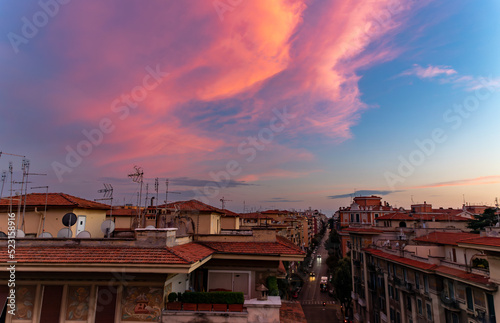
[1,0,499,215]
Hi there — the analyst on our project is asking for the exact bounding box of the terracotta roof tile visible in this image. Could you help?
[199,236,304,256]
[364,248,437,271]
[414,232,479,246]
[435,265,490,285]
[0,246,188,264]
[343,227,383,234]
[0,193,109,210]
[458,237,500,247]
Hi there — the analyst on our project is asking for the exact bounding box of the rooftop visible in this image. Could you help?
[414,231,479,246]
[0,193,110,210]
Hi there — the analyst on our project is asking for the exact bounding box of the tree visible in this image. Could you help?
[467,208,499,233]
[332,257,352,317]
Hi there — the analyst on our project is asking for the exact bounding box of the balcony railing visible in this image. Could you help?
[440,291,460,311]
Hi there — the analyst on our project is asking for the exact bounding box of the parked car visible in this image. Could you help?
[309,272,315,277]
[317,254,321,259]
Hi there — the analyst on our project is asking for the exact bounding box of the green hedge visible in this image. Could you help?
[181,292,244,304]
[266,276,279,296]
[167,292,177,302]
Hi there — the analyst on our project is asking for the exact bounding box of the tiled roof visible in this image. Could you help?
[158,200,224,213]
[169,243,214,263]
[220,209,239,217]
[376,213,414,221]
[364,248,437,271]
[239,213,273,220]
[342,227,383,234]
[199,236,305,256]
[435,265,490,285]
[0,242,214,265]
[365,248,493,287]
[375,212,468,222]
[458,237,500,247]
[0,193,109,210]
[0,246,190,264]
[414,232,479,246]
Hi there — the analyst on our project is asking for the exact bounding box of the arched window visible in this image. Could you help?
[399,221,407,228]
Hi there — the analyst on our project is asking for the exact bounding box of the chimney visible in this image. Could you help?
[135,227,178,247]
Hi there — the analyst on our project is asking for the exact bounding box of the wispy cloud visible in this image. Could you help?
[410,175,500,189]
[328,189,401,199]
[170,177,254,188]
[401,64,500,91]
[261,197,303,203]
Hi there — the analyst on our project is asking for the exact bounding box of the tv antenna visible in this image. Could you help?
[31,186,48,236]
[0,171,6,200]
[128,166,144,227]
[95,183,113,237]
[164,178,181,205]
[220,197,232,210]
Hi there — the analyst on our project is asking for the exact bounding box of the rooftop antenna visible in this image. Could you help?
[95,183,113,237]
[220,197,232,210]
[154,177,159,213]
[243,200,246,213]
[21,166,46,231]
[31,186,48,235]
[495,197,499,227]
[411,195,414,204]
[128,166,144,228]
[0,171,6,200]
[164,178,181,206]
[9,162,13,213]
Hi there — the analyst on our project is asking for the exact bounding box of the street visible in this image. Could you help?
[298,234,343,323]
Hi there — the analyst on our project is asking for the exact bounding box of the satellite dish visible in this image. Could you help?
[145,225,155,229]
[16,230,25,238]
[76,231,91,238]
[0,231,7,238]
[57,228,73,238]
[101,220,115,234]
[39,232,53,238]
[62,213,77,227]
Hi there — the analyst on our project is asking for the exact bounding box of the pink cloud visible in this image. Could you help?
[410,176,500,189]
[9,1,432,193]
[402,64,457,78]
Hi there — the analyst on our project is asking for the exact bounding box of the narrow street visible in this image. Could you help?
[299,234,343,323]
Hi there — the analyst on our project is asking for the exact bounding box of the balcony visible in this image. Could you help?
[351,291,358,300]
[358,297,366,307]
[440,292,460,312]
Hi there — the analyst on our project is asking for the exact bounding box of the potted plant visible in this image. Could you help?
[227,292,245,312]
[181,292,197,311]
[197,293,212,311]
[166,292,181,311]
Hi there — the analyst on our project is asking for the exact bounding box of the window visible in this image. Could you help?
[407,296,412,312]
[395,288,399,301]
[396,311,401,323]
[356,213,360,222]
[426,303,432,321]
[403,268,407,282]
[389,285,394,299]
[448,280,455,300]
[417,299,423,315]
[351,214,354,222]
[390,308,395,321]
[415,272,420,289]
[375,213,379,218]
[424,275,429,293]
[466,287,474,311]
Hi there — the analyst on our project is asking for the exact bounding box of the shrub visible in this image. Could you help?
[180,292,244,304]
[167,292,177,302]
[177,292,183,303]
[266,276,279,296]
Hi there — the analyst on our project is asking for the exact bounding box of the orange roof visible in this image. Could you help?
[414,232,479,246]
[0,244,211,265]
[376,213,414,221]
[239,213,273,220]
[343,227,383,234]
[0,193,109,210]
[199,236,305,256]
[458,237,500,247]
[107,208,138,216]
[364,248,437,271]
[435,265,490,285]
